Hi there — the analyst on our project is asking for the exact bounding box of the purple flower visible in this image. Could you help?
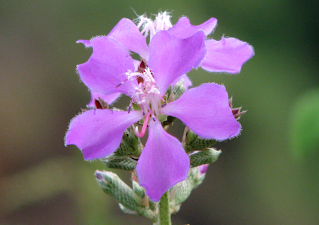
[65,12,246,201]
[81,12,253,106]
[167,16,254,74]
[136,12,254,74]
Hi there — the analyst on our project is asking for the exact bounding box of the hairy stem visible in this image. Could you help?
[159,191,171,225]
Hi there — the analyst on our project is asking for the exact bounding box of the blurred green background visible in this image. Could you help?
[1,0,319,224]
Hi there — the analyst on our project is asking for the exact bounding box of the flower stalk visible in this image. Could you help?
[159,191,171,225]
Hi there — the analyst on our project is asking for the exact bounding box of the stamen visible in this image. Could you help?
[135,12,173,40]
[136,15,147,29]
[124,59,163,125]
[135,111,151,138]
[128,103,132,113]
[116,78,128,88]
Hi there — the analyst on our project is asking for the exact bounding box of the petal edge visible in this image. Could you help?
[201,37,254,74]
[161,83,241,140]
[65,109,143,160]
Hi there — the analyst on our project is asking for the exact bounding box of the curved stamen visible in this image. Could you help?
[116,78,128,88]
[128,102,132,113]
[135,111,151,138]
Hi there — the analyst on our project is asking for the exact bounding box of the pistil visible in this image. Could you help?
[135,111,151,137]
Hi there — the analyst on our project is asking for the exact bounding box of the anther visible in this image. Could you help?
[128,105,132,113]
[116,78,128,88]
[116,83,123,88]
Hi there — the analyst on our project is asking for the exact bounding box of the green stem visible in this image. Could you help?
[159,191,171,225]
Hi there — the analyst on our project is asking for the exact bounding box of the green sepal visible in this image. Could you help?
[186,129,197,144]
[148,199,157,212]
[114,129,142,156]
[158,114,168,123]
[172,78,185,100]
[101,156,137,171]
[119,203,138,215]
[165,85,172,101]
[132,179,145,199]
[101,129,141,171]
[162,116,176,126]
[186,130,217,152]
[132,103,141,111]
[190,148,221,168]
[170,168,197,208]
[132,179,157,212]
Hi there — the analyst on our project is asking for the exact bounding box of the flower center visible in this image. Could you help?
[124,60,163,137]
[126,60,162,116]
[136,11,173,40]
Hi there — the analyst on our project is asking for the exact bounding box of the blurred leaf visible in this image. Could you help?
[289,89,319,159]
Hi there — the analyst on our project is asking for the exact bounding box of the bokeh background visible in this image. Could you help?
[1,0,319,224]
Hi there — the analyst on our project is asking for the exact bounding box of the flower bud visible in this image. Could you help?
[229,97,246,120]
[186,130,217,151]
[101,156,137,171]
[172,78,186,100]
[192,164,209,189]
[95,171,156,220]
[190,148,221,168]
[170,165,206,209]
[95,170,142,211]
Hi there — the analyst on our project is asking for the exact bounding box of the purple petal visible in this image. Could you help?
[87,91,121,107]
[161,83,241,140]
[77,36,136,96]
[108,18,149,59]
[65,109,143,160]
[132,59,141,71]
[136,119,190,202]
[201,37,254,74]
[77,39,92,48]
[148,31,206,95]
[168,17,217,38]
